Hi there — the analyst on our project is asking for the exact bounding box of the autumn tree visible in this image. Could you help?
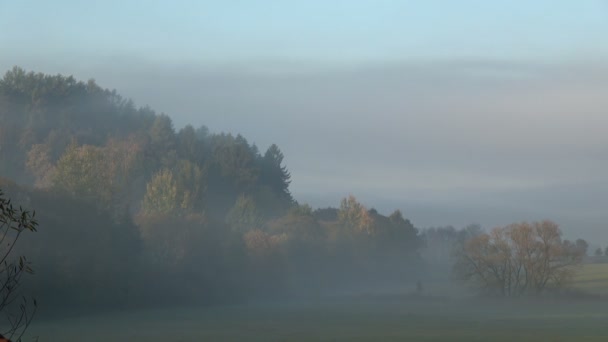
[51,137,144,214]
[141,169,178,216]
[51,142,109,202]
[455,221,584,296]
[338,195,373,236]
[102,135,145,209]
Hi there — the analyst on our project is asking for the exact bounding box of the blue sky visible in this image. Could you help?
[2,1,607,66]
[1,1,608,240]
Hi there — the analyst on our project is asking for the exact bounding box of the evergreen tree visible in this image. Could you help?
[261,144,292,200]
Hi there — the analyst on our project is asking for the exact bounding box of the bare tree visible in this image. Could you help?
[455,221,584,296]
[0,190,38,341]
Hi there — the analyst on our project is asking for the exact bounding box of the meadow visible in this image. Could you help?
[571,261,608,296]
[26,263,608,342]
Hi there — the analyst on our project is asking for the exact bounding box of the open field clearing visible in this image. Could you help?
[572,262,608,296]
[23,263,608,341]
[28,294,608,342]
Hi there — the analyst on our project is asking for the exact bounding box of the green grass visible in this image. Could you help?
[24,263,608,341]
[572,262,608,296]
[27,296,608,341]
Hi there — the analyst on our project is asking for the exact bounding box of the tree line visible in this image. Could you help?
[0,67,423,309]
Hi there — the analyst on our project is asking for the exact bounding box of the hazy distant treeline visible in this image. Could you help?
[0,67,425,309]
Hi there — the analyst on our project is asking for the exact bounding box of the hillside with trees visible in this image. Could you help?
[0,67,427,310]
[0,67,594,323]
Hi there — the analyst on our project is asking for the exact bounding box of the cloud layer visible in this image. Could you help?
[1,57,606,240]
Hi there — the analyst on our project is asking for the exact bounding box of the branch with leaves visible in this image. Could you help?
[0,190,38,341]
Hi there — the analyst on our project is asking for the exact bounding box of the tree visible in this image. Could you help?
[338,195,373,236]
[385,210,420,248]
[149,114,175,151]
[575,239,589,256]
[0,189,38,340]
[225,195,263,233]
[261,144,292,200]
[595,247,603,257]
[251,144,294,218]
[605,246,608,257]
[268,204,324,242]
[210,133,259,190]
[455,221,584,296]
[102,135,146,211]
[23,189,141,309]
[51,142,108,202]
[177,125,201,162]
[26,143,55,188]
[174,160,207,213]
[141,169,178,216]
[421,224,481,265]
[242,229,286,295]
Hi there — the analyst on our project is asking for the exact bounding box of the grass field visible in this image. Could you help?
[572,262,608,296]
[25,263,608,341]
[27,297,608,341]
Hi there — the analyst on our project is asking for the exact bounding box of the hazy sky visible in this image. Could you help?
[1,1,607,240]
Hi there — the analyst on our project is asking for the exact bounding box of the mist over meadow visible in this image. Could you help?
[1,1,608,341]
[0,64,601,314]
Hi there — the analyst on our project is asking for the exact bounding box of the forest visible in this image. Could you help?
[0,67,592,323]
[0,67,427,312]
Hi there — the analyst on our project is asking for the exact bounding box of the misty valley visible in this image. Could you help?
[1,67,607,341]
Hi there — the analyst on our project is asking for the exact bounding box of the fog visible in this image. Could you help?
[2,1,608,341]
[1,60,606,339]
[3,56,606,241]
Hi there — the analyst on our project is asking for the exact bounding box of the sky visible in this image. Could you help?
[1,1,607,240]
